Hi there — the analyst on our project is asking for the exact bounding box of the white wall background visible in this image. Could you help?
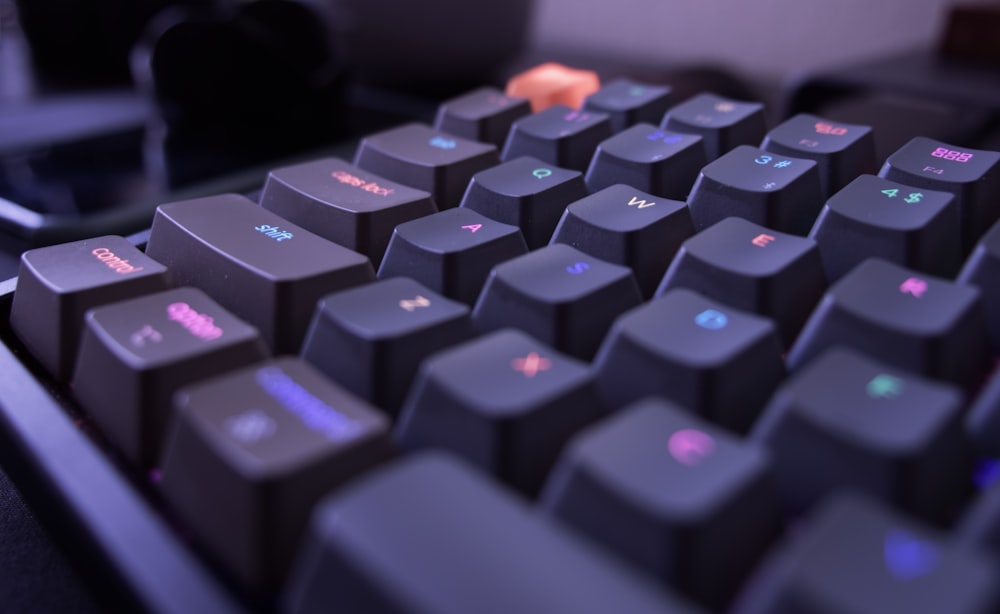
[529,0,994,83]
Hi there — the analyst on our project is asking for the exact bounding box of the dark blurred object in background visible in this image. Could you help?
[13,0,212,90]
[133,0,348,185]
[938,3,1000,68]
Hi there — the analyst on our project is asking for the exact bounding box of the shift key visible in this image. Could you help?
[145,194,375,354]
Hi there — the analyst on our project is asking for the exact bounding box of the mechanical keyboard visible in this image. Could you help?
[2,67,1000,614]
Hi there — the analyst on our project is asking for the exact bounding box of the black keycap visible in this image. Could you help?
[786,258,991,390]
[549,184,694,298]
[965,370,1000,457]
[584,124,707,200]
[582,78,673,133]
[433,86,532,147]
[283,452,699,614]
[459,155,587,249]
[958,217,1000,352]
[687,145,824,234]
[299,277,474,416]
[733,493,1000,614]
[956,476,1000,557]
[656,217,826,346]
[395,330,605,494]
[593,288,784,432]
[73,287,268,465]
[159,357,392,590]
[761,113,876,197]
[377,208,528,305]
[879,137,1000,249]
[10,235,169,380]
[753,347,970,523]
[145,193,374,354]
[501,105,613,172]
[809,174,961,281]
[259,157,436,267]
[353,123,499,209]
[659,92,766,160]
[541,398,781,610]
[473,243,642,359]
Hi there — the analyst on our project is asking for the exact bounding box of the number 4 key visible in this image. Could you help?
[879,137,1000,251]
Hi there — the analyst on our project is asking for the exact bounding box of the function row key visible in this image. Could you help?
[354,123,499,209]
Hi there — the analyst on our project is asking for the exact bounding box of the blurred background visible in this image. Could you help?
[0,0,996,233]
[532,0,997,86]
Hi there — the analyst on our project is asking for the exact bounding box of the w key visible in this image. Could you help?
[145,194,374,354]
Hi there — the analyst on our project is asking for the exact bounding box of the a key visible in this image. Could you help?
[299,277,474,416]
[377,208,528,305]
[786,258,991,390]
[395,330,605,495]
[433,87,532,147]
[549,184,694,298]
[958,217,1000,352]
[809,174,961,281]
[473,243,642,359]
[145,193,374,354]
[159,357,392,590]
[753,347,970,523]
[10,235,169,380]
[582,78,673,133]
[353,123,499,209]
[761,113,876,197]
[72,287,268,465]
[541,398,782,610]
[259,157,436,267]
[686,145,824,235]
[283,452,699,614]
[593,288,785,433]
[584,124,707,200]
[732,493,1000,614]
[656,217,826,346]
[878,137,1000,250]
[659,92,766,161]
[459,156,587,249]
[501,105,613,172]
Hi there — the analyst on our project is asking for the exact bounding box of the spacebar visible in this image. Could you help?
[284,451,699,614]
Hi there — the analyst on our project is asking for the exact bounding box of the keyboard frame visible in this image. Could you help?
[0,271,246,613]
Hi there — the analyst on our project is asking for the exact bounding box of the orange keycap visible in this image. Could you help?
[505,62,601,112]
